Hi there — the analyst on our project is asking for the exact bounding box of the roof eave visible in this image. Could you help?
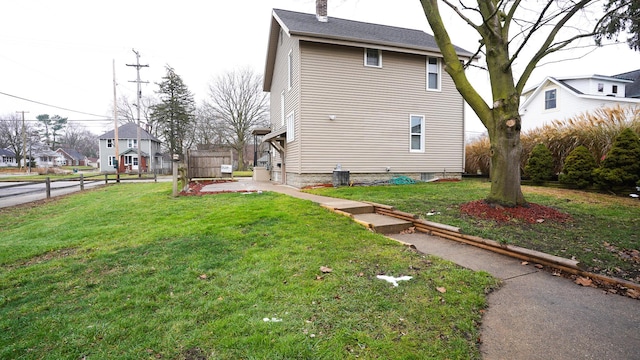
[292,30,474,60]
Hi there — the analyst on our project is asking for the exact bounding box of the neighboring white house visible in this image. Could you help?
[33,149,65,168]
[97,123,163,173]
[261,0,474,187]
[520,73,640,132]
[0,149,17,167]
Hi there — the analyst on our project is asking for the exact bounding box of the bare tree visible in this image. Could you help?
[204,68,269,170]
[61,122,99,158]
[193,105,225,146]
[419,0,632,206]
[0,113,35,166]
[116,94,156,127]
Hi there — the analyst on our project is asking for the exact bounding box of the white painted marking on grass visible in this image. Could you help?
[376,275,413,287]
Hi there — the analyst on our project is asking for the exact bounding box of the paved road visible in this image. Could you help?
[0,178,106,208]
[0,175,172,208]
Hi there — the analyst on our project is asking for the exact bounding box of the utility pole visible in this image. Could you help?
[113,60,120,176]
[16,111,29,171]
[127,49,149,176]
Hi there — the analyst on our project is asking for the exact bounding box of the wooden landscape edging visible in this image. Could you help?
[362,201,640,293]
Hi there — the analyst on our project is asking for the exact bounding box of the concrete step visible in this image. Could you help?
[353,213,413,234]
[322,200,374,215]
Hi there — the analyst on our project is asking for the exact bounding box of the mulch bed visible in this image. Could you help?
[460,200,572,224]
[180,180,236,196]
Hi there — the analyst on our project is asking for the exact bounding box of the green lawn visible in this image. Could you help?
[0,183,497,359]
[306,179,640,283]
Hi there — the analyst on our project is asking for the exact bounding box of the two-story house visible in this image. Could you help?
[520,72,640,132]
[261,1,474,188]
[97,123,162,173]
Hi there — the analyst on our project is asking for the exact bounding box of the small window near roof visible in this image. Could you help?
[598,83,604,92]
[544,89,557,109]
[364,48,381,67]
[427,57,440,90]
[612,85,618,94]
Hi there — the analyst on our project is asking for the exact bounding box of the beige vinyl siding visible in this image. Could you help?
[269,27,301,172]
[298,41,464,174]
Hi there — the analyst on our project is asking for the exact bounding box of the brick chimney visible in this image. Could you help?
[316,0,328,22]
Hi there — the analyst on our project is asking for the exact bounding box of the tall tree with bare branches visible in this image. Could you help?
[204,68,269,170]
[0,113,33,166]
[420,0,636,206]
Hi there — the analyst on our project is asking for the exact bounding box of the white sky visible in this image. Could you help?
[1,0,639,137]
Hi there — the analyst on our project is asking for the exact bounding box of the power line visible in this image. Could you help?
[0,90,111,119]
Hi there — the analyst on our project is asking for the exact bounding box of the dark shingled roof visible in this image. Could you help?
[98,123,160,142]
[273,8,473,57]
[0,148,16,157]
[613,69,640,98]
[57,148,85,160]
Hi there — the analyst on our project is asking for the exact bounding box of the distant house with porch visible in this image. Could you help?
[0,149,17,167]
[97,123,163,173]
[56,148,87,166]
[34,149,64,168]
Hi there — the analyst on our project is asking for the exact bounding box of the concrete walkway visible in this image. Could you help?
[204,179,640,359]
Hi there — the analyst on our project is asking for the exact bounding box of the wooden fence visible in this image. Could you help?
[187,150,233,179]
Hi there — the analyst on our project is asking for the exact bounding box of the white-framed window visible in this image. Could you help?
[107,139,113,148]
[286,111,295,143]
[612,85,618,94]
[410,114,425,152]
[127,139,138,148]
[108,155,116,167]
[598,83,604,92]
[364,48,381,67]
[287,50,293,90]
[427,57,441,91]
[124,155,138,166]
[544,89,557,110]
[281,91,286,126]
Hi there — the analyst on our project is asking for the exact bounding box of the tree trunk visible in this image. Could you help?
[482,92,525,206]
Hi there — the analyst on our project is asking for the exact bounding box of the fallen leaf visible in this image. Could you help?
[199,274,207,280]
[627,289,640,299]
[357,272,364,277]
[521,261,529,266]
[575,277,593,287]
[316,275,323,280]
[552,272,561,277]
[536,218,545,223]
[436,287,447,293]
[534,264,544,269]
[320,266,333,273]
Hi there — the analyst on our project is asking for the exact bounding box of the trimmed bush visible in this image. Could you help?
[559,145,597,188]
[525,143,555,184]
[592,128,640,191]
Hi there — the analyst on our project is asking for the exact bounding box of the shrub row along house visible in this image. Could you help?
[260,0,474,187]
